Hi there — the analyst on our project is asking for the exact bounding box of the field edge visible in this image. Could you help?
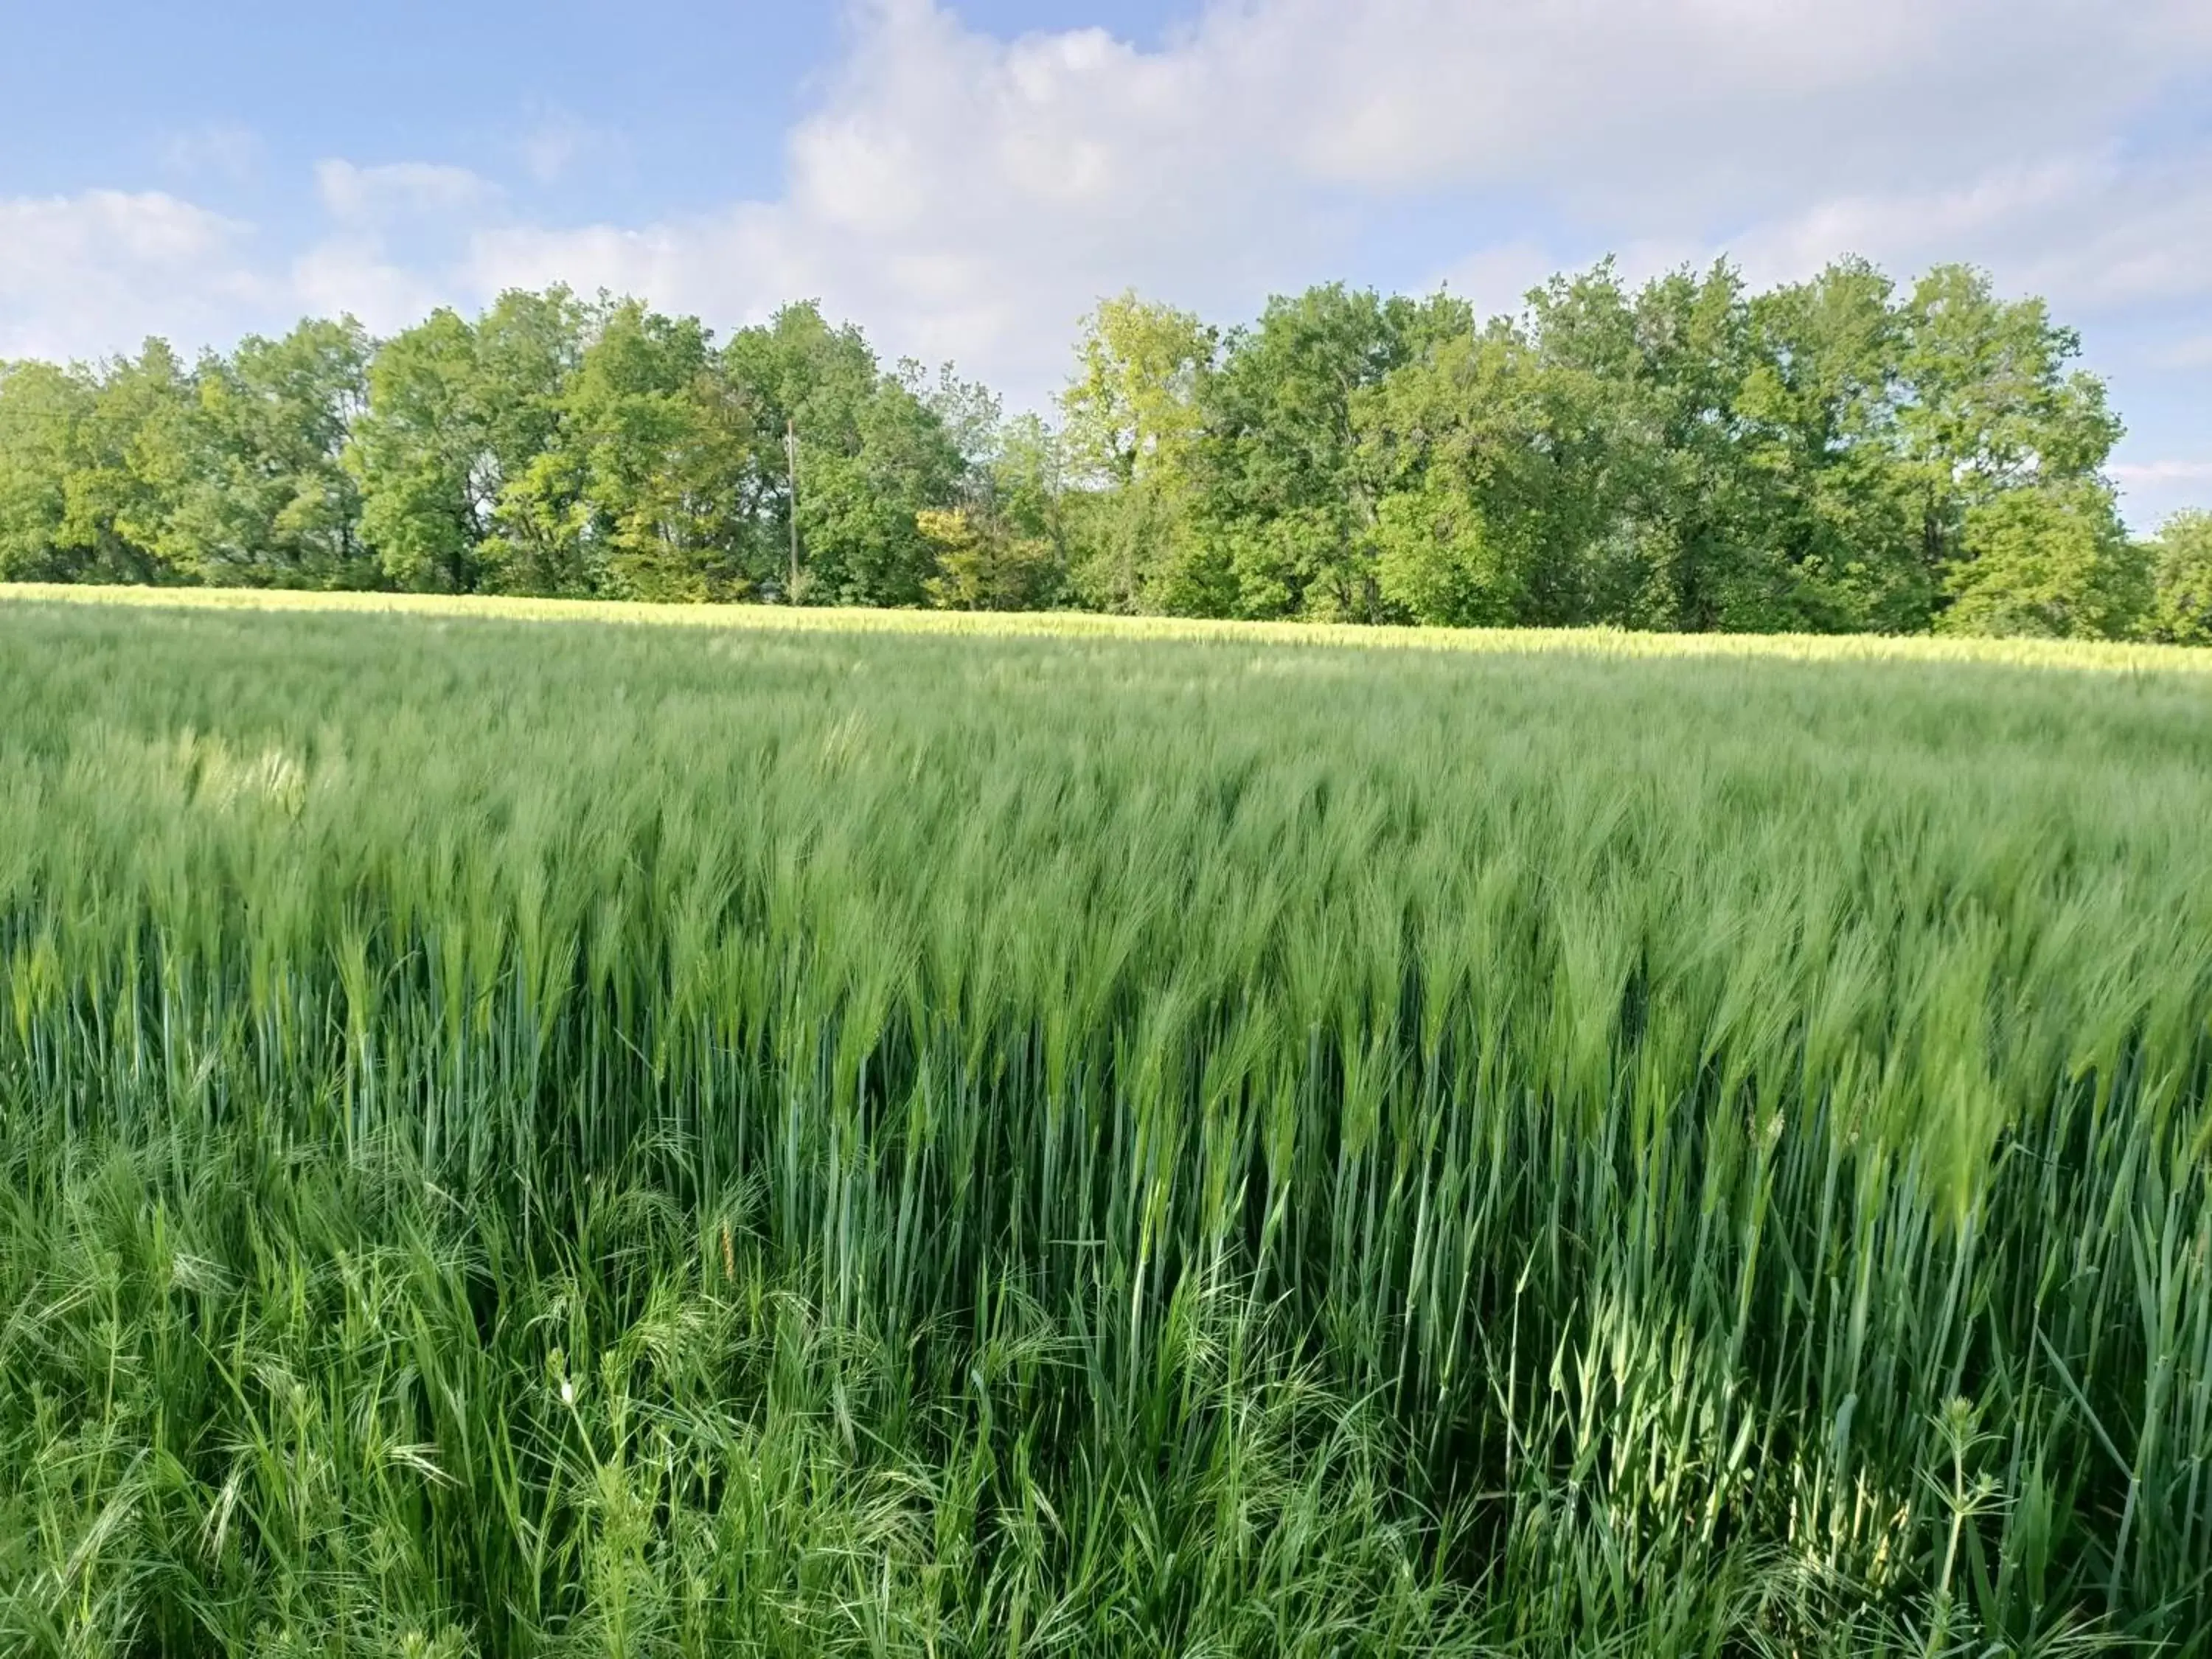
[7,579,2211,675]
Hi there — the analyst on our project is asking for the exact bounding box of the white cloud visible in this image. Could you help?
[0,166,496,363]
[2112,458,2212,530]
[1429,240,1559,318]
[1716,150,2212,314]
[288,161,501,335]
[160,121,263,184]
[2112,460,2212,487]
[1234,0,2207,215]
[7,0,2212,440]
[289,238,455,336]
[514,111,624,187]
[0,190,268,361]
[315,160,498,225]
[453,0,2212,406]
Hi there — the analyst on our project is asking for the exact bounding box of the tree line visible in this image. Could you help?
[3,259,2209,641]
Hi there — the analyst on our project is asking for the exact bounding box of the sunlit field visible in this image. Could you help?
[3,587,2209,1657]
[10,579,2212,669]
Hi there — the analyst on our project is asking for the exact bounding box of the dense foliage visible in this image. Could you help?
[4,261,2206,638]
[2,595,2209,1656]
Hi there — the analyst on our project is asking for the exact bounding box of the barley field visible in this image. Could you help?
[2,588,2209,1658]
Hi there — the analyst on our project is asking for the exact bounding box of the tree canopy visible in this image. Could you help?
[1,258,2200,640]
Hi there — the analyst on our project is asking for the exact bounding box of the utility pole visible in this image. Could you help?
[784,417,801,601]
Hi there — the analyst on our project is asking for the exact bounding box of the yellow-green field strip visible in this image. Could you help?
[8,579,2210,673]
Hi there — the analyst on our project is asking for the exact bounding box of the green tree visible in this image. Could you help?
[0,361,93,581]
[1357,258,2129,639]
[492,299,760,600]
[347,310,491,592]
[913,410,1072,613]
[55,341,203,582]
[1191,284,1471,619]
[1361,325,1565,627]
[348,289,588,592]
[722,303,966,606]
[1734,260,1927,631]
[1658,266,1766,627]
[168,319,373,588]
[1357,273,1648,627]
[1896,265,2123,616]
[1059,294,1220,613]
[2143,509,2212,645]
[0,257,2159,643]
[918,507,1057,611]
[1371,480,1523,627]
[982,414,1068,563]
[592,312,768,602]
[818,372,969,605]
[1939,480,2146,639]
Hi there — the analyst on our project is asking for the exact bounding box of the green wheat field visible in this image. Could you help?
[3,587,2209,1658]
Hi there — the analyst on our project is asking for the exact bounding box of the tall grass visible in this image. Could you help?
[1,593,2208,1656]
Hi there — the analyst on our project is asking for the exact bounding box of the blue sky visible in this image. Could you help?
[4,0,2211,526]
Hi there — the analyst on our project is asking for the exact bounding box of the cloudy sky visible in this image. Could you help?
[4,0,2211,524]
